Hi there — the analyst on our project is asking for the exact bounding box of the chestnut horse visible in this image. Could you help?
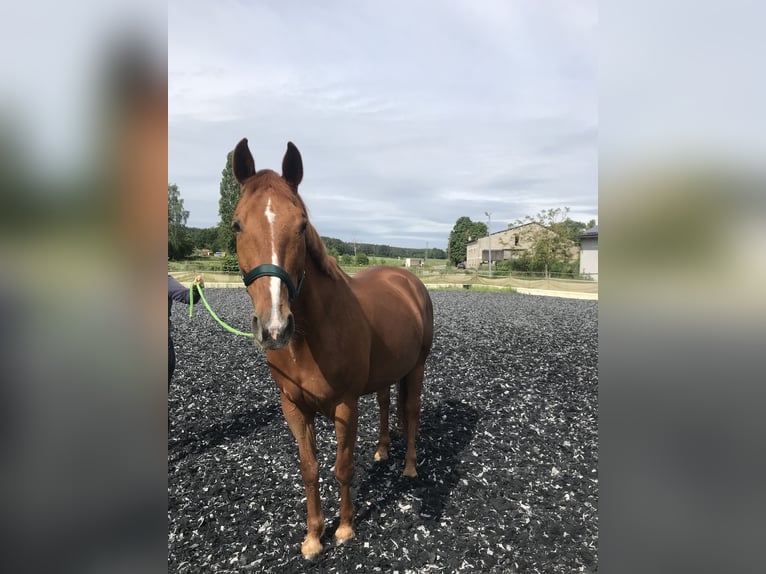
[231,138,434,558]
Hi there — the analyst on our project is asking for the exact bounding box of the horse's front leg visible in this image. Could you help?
[333,399,359,544]
[280,393,324,558]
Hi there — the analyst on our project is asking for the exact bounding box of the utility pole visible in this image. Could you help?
[485,211,492,278]
[425,241,428,266]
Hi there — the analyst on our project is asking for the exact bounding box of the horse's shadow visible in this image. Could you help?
[168,402,280,463]
[354,399,480,528]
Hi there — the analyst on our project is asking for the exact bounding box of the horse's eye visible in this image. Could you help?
[232,220,242,234]
[299,222,308,235]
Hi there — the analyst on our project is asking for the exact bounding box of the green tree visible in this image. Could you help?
[561,218,587,240]
[187,226,219,251]
[514,208,577,278]
[340,253,353,265]
[447,216,488,265]
[322,236,353,256]
[218,150,239,254]
[429,247,447,260]
[558,217,597,241]
[377,244,393,257]
[355,252,369,266]
[168,183,192,260]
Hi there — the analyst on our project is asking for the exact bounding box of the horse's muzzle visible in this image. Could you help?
[252,312,294,350]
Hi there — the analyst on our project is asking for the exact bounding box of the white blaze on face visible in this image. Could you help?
[265,198,281,336]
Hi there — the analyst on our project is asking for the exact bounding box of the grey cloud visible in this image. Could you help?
[170,1,597,250]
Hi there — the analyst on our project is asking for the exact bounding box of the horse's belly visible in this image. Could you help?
[363,344,422,391]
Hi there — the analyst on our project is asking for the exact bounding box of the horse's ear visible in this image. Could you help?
[232,138,256,184]
[282,141,303,189]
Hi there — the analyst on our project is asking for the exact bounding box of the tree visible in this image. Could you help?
[355,252,369,266]
[447,216,488,265]
[322,236,353,256]
[376,244,393,257]
[513,208,577,278]
[558,217,597,240]
[187,226,219,251]
[340,254,353,265]
[429,247,447,260]
[561,218,587,240]
[218,150,240,254]
[168,183,192,260]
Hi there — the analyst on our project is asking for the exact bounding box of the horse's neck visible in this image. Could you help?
[291,253,349,342]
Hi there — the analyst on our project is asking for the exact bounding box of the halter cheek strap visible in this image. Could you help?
[242,263,305,300]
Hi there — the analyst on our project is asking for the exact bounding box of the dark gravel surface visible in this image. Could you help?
[169,289,598,573]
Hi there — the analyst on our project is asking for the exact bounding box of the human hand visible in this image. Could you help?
[193,275,204,287]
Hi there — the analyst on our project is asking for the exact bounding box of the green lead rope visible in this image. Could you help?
[189,283,254,338]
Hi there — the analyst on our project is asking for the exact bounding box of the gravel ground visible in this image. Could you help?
[168,289,598,573]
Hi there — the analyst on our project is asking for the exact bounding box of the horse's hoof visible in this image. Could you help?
[335,525,356,544]
[374,448,389,461]
[301,537,323,559]
[402,466,418,478]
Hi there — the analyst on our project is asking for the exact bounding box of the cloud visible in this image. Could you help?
[169,0,598,249]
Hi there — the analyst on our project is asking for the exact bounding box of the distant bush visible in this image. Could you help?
[221,255,240,273]
[493,255,580,277]
[340,254,354,265]
[494,259,513,272]
[355,253,369,265]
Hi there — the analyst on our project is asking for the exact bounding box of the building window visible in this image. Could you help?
[514,234,519,246]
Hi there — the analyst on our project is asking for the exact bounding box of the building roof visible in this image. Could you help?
[580,225,598,237]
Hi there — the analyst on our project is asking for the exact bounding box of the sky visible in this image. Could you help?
[169,0,597,250]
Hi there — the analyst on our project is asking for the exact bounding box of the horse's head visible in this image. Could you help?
[232,138,307,350]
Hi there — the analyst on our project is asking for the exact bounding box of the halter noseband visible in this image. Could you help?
[242,264,305,300]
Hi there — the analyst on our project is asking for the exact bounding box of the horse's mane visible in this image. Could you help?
[295,193,346,282]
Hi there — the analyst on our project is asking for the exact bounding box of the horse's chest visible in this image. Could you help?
[268,352,355,410]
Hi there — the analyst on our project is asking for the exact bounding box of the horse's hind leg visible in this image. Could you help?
[374,387,391,461]
[401,362,425,478]
[396,380,407,436]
